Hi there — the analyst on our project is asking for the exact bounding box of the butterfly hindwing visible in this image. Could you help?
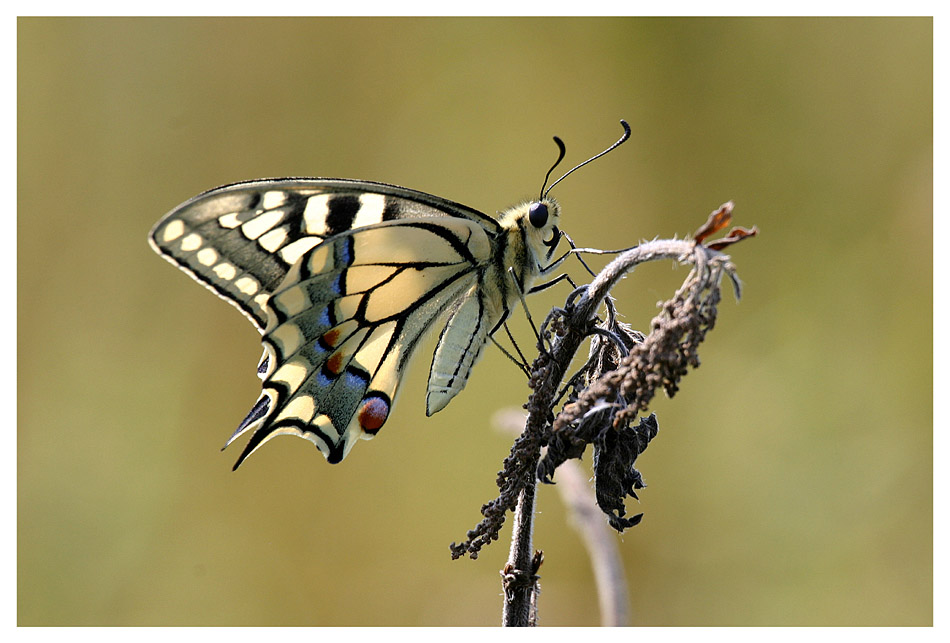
[227,216,494,465]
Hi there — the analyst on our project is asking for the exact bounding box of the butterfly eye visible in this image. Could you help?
[528,202,549,228]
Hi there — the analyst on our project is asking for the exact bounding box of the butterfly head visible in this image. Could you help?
[527,198,562,258]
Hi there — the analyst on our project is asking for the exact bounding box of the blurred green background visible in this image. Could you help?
[18,17,931,626]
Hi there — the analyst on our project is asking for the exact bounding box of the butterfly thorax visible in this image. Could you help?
[494,197,561,296]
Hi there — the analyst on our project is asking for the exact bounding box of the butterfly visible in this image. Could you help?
[149,121,630,468]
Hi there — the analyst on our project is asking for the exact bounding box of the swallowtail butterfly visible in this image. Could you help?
[149,121,630,467]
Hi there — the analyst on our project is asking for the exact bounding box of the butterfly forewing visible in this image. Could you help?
[148,179,501,331]
[231,216,493,465]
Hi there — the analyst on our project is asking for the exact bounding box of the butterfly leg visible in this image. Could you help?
[490,331,532,377]
[538,231,598,281]
[526,272,576,294]
[559,230,599,279]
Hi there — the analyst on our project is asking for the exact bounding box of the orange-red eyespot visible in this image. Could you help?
[322,328,342,348]
[325,351,346,375]
[357,395,390,434]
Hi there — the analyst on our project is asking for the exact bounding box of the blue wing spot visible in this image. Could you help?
[316,366,335,388]
[330,273,344,296]
[337,236,355,266]
[316,306,333,329]
[344,366,370,389]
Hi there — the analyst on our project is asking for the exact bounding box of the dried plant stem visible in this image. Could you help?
[499,238,715,626]
[555,459,630,626]
[501,485,540,626]
[456,203,754,627]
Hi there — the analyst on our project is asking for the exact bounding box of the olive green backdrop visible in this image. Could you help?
[18,17,932,626]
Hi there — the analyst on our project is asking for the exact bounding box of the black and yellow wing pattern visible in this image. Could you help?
[149,178,563,466]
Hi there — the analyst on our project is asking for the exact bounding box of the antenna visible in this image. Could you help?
[542,119,631,199]
[538,136,567,200]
